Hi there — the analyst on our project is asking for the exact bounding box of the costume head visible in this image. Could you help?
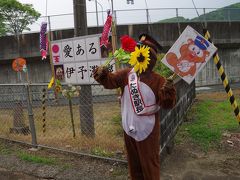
[137,34,162,72]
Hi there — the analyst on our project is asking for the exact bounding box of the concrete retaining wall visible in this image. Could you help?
[0,22,239,86]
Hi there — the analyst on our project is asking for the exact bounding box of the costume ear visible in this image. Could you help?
[187,39,194,44]
[205,51,210,57]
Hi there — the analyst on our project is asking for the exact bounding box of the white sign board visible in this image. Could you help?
[161,25,217,84]
[51,34,113,84]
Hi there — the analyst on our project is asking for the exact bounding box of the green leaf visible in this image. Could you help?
[121,59,130,64]
[113,50,120,57]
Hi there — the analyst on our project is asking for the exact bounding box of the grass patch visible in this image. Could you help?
[91,146,114,157]
[18,152,57,165]
[111,114,123,137]
[176,99,239,151]
[0,144,12,155]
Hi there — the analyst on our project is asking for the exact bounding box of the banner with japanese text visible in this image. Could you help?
[51,34,114,84]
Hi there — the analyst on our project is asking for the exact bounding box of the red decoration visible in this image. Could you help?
[12,58,27,72]
[120,35,137,52]
[40,22,48,60]
[100,14,112,47]
[52,44,59,53]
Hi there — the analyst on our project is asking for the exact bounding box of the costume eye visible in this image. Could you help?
[196,50,203,57]
[188,44,195,51]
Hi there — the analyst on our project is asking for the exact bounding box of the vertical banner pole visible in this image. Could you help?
[47,16,55,79]
[111,1,117,66]
[47,16,59,102]
[42,88,47,133]
[110,0,121,98]
[203,29,240,124]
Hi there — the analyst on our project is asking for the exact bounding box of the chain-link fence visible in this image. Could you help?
[0,79,195,161]
[0,83,124,159]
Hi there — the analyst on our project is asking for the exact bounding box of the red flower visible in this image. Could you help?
[120,35,137,52]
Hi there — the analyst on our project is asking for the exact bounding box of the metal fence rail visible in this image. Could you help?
[27,7,240,32]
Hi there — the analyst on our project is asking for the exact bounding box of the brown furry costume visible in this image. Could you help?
[94,34,176,180]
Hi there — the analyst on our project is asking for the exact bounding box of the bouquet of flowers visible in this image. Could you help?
[104,35,151,74]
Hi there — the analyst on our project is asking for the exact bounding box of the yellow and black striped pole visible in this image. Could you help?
[42,88,47,133]
[203,29,240,124]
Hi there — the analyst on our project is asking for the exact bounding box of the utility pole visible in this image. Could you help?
[94,0,99,27]
[73,0,95,137]
[110,0,117,53]
[73,0,88,35]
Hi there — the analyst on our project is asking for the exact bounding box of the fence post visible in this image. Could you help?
[74,0,95,137]
[10,85,30,135]
[176,8,181,36]
[203,8,207,29]
[25,84,38,148]
[146,8,150,34]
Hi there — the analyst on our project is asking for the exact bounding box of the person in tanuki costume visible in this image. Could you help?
[93,34,176,180]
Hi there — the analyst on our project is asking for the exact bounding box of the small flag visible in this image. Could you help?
[40,22,48,60]
[48,77,54,89]
[100,13,112,47]
[41,37,48,60]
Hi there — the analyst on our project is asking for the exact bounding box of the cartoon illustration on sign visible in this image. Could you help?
[166,36,210,77]
[162,25,217,84]
[54,65,64,81]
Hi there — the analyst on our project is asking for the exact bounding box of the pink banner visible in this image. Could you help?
[100,15,112,47]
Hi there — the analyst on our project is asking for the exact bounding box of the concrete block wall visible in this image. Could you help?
[0,22,239,86]
[160,78,195,153]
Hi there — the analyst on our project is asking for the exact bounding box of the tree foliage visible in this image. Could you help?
[0,16,6,36]
[193,3,240,21]
[158,3,240,23]
[0,0,41,36]
[153,53,173,77]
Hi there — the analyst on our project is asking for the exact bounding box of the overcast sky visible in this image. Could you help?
[18,0,240,15]
[18,0,240,31]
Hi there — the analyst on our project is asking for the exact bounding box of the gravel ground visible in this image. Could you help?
[0,140,129,180]
[1,135,240,180]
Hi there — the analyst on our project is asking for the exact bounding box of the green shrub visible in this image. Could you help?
[154,53,173,78]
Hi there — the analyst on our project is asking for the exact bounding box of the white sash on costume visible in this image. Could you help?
[121,69,160,141]
[128,69,159,116]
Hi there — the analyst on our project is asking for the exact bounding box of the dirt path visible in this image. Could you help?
[0,140,128,180]
[0,168,38,180]
[0,139,239,180]
[161,90,240,180]
[161,143,240,180]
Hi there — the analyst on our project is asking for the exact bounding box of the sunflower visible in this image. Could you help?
[128,45,150,74]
